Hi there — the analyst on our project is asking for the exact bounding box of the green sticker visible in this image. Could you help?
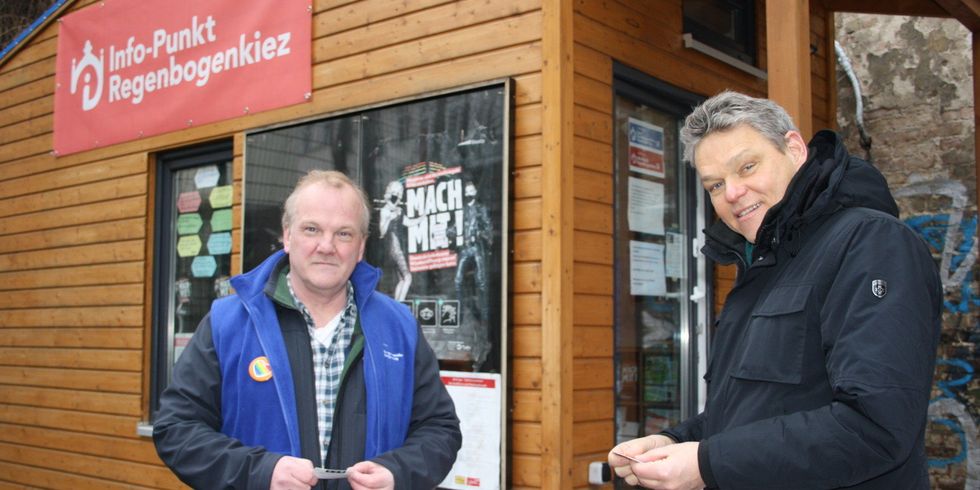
[177,213,203,235]
[211,209,233,232]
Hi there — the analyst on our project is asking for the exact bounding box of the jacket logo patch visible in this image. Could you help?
[383,350,404,362]
[871,279,887,299]
[248,356,273,382]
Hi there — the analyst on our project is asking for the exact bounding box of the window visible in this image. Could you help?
[683,0,756,66]
[149,141,233,420]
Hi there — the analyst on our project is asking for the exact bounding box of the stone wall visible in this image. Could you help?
[836,14,977,489]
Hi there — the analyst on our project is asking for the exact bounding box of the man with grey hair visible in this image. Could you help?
[155,169,461,489]
[609,91,940,489]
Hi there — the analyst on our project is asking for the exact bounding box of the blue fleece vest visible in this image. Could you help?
[210,250,417,459]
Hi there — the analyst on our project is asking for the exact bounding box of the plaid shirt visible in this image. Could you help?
[287,275,357,464]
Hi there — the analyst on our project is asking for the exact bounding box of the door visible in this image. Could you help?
[612,65,709,450]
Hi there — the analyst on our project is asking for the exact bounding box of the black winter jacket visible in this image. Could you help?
[663,131,941,489]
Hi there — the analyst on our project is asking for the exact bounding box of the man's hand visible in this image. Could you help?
[346,460,395,490]
[609,434,676,485]
[270,456,318,490]
[622,441,705,490]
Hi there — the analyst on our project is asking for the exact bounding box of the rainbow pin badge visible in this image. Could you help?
[248,356,273,382]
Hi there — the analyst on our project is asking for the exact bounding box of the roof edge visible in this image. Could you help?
[0,0,75,68]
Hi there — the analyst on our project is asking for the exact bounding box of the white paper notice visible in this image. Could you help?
[630,240,667,296]
[665,232,683,279]
[439,371,502,490]
[628,177,665,236]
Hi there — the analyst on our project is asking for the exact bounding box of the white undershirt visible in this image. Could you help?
[312,309,344,346]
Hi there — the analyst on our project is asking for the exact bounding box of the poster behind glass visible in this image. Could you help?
[243,82,507,374]
[169,163,234,365]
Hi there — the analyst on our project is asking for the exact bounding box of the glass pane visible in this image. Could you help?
[613,95,691,445]
[166,161,233,367]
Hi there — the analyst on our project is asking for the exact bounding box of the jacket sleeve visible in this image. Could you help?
[153,314,282,490]
[373,325,463,487]
[661,411,707,442]
[703,218,941,489]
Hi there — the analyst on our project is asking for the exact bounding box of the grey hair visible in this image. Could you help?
[281,169,371,236]
[680,90,799,166]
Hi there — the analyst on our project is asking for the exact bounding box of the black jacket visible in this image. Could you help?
[664,131,941,489]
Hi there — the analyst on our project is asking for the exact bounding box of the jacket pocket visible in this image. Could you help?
[731,285,811,385]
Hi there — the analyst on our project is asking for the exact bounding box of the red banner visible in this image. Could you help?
[54,0,311,156]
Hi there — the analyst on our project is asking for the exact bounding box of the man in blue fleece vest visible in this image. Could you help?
[154,170,461,489]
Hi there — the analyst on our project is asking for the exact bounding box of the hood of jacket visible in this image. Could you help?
[704,130,899,261]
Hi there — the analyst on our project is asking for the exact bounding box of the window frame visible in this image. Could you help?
[149,139,233,422]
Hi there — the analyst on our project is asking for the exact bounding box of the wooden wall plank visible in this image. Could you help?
[574,135,612,174]
[0,153,146,199]
[573,104,612,143]
[314,0,541,61]
[0,262,144,290]
[0,114,51,144]
[573,358,613,389]
[512,358,543,390]
[513,166,542,199]
[314,0,453,39]
[573,230,612,265]
[0,386,140,415]
[574,73,612,113]
[0,132,50,163]
[0,442,177,488]
[571,294,613,326]
[513,262,542,293]
[513,292,542,326]
[0,366,140,393]
[0,424,158,464]
[512,454,542,487]
[514,135,543,168]
[0,239,144,271]
[573,388,613,421]
[512,325,542,357]
[0,283,143,308]
[315,12,543,87]
[573,167,612,203]
[0,347,141,370]
[0,196,145,236]
[0,461,154,490]
[573,263,612,295]
[0,305,143,328]
[0,174,146,218]
[0,327,141,349]
[572,326,612,356]
[0,77,51,116]
[573,199,612,233]
[513,230,542,262]
[512,389,542,422]
[0,405,141,437]
[0,98,52,130]
[572,419,613,454]
[512,421,543,454]
[573,42,612,83]
[513,197,541,231]
[312,41,543,115]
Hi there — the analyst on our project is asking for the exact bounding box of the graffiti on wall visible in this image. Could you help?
[894,180,980,487]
